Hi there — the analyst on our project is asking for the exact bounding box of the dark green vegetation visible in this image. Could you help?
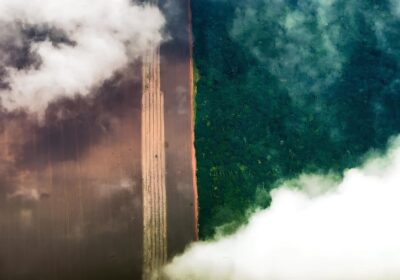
[192,0,400,238]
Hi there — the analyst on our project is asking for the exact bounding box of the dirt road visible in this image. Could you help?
[142,0,197,277]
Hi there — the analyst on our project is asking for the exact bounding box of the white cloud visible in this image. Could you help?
[229,0,400,105]
[0,0,165,114]
[96,178,135,198]
[8,187,40,202]
[230,0,355,101]
[164,138,400,280]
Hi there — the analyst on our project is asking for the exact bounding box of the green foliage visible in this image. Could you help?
[192,0,400,239]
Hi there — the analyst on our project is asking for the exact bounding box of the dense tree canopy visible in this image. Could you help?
[192,0,400,238]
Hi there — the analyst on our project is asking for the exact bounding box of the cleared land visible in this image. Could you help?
[141,45,168,278]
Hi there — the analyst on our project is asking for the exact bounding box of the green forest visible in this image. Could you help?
[192,0,400,238]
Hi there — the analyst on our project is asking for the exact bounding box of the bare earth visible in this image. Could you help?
[0,0,196,279]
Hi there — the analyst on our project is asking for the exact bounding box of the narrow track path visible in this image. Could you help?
[142,43,167,279]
